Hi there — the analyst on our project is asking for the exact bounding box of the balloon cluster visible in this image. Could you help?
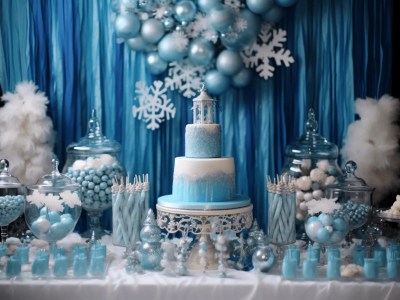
[114,0,297,95]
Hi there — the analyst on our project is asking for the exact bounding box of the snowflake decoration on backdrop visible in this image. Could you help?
[165,59,206,98]
[241,23,295,79]
[185,13,218,43]
[132,81,176,130]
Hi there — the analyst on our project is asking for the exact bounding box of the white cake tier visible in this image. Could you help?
[185,124,221,158]
[172,157,235,202]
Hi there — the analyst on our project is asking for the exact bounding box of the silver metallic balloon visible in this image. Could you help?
[216,49,243,76]
[146,52,168,75]
[188,38,215,66]
[140,19,165,44]
[115,12,141,39]
[174,0,197,22]
[204,70,231,95]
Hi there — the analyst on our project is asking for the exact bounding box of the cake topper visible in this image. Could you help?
[192,84,215,125]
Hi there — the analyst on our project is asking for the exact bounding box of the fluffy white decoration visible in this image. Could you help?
[296,176,312,191]
[316,160,330,172]
[56,232,85,252]
[310,168,327,183]
[306,197,341,215]
[0,81,54,185]
[382,195,400,216]
[71,154,116,171]
[341,264,363,278]
[341,95,400,205]
[59,191,81,208]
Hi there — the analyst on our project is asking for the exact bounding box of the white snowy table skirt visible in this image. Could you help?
[1,266,399,300]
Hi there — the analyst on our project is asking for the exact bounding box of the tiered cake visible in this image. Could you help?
[158,87,251,210]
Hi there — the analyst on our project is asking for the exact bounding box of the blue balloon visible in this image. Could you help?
[115,12,141,39]
[246,0,274,14]
[174,0,197,23]
[204,70,231,95]
[189,38,215,66]
[232,68,253,88]
[208,4,235,32]
[158,33,188,61]
[146,52,168,75]
[127,36,148,51]
[141,19,165,44]
[275,0,298,7]
[198,0,221,13]
[262,5,284,23]
[216,49,243,76]
[221,9,260,50]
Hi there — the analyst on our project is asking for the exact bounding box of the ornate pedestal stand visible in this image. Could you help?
[156,204,253,270]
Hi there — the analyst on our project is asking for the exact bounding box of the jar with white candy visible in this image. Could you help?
[64,110,124,239]
[281,109,341,238]
[0,159,26,242]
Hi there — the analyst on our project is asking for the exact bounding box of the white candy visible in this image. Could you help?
[341,264,363,278]
[299,202,308,211]
[312,189,324,200]
[325,225,333,233]
[296,190,305,201]
[296,197,302,206]
[296,176,312,191]
[310,168,328,183]
[304,192,313,202]
[72,160,87,171]
[99,154,115,165]
[324,176,336,187]
[316,160,330,172]
[296,212,305,221]
[301,159,312,170]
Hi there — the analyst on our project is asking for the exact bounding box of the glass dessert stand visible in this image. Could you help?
[156,204,253,270]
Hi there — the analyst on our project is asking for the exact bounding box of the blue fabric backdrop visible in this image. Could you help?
[0,0,393,232]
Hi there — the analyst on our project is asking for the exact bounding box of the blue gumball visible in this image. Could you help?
[198,0,221,13]
[262,5,284,23]
[115,12,141,39]
[47,222,69,241]
[232,68,253,88]
[146,52,168,75]
[208,4,235,32]
[140,19,165,44]
[127,36,148,51]
[216,49,243,76]
[275,0,298,7]
[188,38,215,66]
[174,0,197,23]
[158,33,188,61]
[246,0,274,14]
[316,227,331,244]
[204,70,231,95]
[48,211,61,224]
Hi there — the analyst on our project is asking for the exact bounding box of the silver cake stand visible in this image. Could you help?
[156,203,253,270]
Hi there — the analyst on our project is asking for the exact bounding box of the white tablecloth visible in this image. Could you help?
[1,265,400,300]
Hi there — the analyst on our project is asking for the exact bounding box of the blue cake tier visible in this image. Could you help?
[185,124,221,158]
[172,157,235,202]
[158,194,251,210]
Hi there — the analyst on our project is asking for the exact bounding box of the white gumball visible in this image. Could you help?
[72,160,86,171]
[32,217,51,234]
[296,176,312,191]
[312,189,324,200]
[299,201,308,211]
[310,168,327,183]
[316,160,330,172]
[99,154,115,165]
[296,212,305,221]
[303,192,313,202]
[301,159,311,171]
[296,190,304,201]
[305,220,323,239]
[324,176,336,187]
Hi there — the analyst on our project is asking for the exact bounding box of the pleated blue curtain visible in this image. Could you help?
[0,0,393,231]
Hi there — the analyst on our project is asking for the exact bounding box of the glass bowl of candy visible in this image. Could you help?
[0,159,26,242]
[63,110,124,239]
[25,158,82,244]
[325,161,374,231]
[304,199,349,247]
[281,109,342,238]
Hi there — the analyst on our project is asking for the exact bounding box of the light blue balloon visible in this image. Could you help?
[141,19,165,44]
[232,68,253,88]
[127,36,148,51]
[216,49,243,76]
[163,17,176,30]
[204,70,231,95]
[275,0,298,7]
[198,0,221,13]
[208,4,235,32]
[246,0,274,14]
[174,0,197,22]
[115,12,141,39]
[146,52,168,75]
[262,5,284,23]
[188,38,215,66]
[158,33,188,61]
[221,9,260,50]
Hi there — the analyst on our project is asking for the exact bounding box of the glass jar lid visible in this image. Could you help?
[0,159,23,188]
[327,161,375,192]
[66,110,121,155]
[30,158,79,193]
[285,109,339,159]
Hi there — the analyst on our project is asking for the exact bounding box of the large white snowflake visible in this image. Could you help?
[153,5,169,19]
[132,80,176,130]
[164,59,206,98]
[241,23,295,79]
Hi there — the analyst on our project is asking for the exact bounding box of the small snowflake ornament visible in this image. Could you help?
[59,191,81,208]
[132,80,176,130]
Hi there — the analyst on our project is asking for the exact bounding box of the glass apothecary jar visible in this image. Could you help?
[25,158,81,244]
[63,110,124,239]
[281,109,342,229]
[325,161,374,231]
[0,159,26,242]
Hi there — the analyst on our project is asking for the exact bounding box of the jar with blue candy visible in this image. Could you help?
[0,159,26,242]
[64,110,124,239]
[325,161,374,233]
[25,158,82,245]
[281,109,342,239]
